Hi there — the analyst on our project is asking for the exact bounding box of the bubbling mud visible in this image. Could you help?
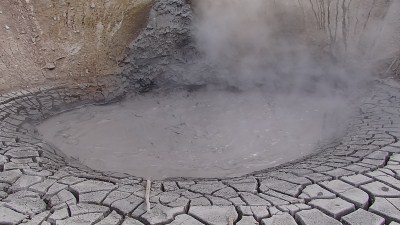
[38,87,351,179]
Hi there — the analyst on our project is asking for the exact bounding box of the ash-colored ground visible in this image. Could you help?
[38,88,350,179]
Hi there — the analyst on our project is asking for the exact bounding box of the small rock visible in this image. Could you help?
[43,62,56,70]
[5,25,10,30]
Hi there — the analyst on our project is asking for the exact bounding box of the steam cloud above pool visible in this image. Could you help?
[189,0,374,95]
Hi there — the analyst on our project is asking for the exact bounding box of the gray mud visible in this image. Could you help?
[38,88,351,179]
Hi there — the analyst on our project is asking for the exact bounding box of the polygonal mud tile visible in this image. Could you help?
[0,169,22,183]
[103,190,131,206]
[238,205,252,216]
[366,171,400,191]
[56,212,104,225]
[361,181,400,197]
[0,155,8,165]
[5,149,39,158]
[299,184,336,201]
[366,151,389,160]
[58,176,86,185]
[29,179,57,195]
[0,206,28,225]
[380,146,400,153]
[269,172,312,185]
[359,158,386,167]
[321,180,371,208]
[261,213,297,225]
[229,197,246,206]
[45,183,68,197]
[188,181,226,195]
[190,197,211,206]
[343,164,372,173]
[259,193,290,205]
[369,197,400,223]
[121,217,145,225]
[49,189,76,208]
[23,210,50,225]
[340,174,373,187]
[22,169,52,177]
[324,168,355,179]
[304,173,332,182]
[263,190,304,204]
[189,206,238,225]
[251,206,270,220]
[277,204,311,216]
[70,180,116,194]
[111,195,144,214]
[79,191,110,204]
[227,181,258,194]
[95,210,122,225]
[239,192,271,206]
[117,184,144,193]
[207,196,232,206]
[10,175,42,192]
[235,216,257,225]
[213,187,239,198]
[168,214,204,225]
[3,193,46,216]
[69,203,109,216]
[141,205,185,224]
[295,208,343,225]
[269,206,284,216]
[167,196,190,208]
[162,182,179,191]
[48,208,69,223]
[341,209,385,225]
[309,198,355,219]
[260,178,302,197]
[391,154,400,162]
[158,192,180,204]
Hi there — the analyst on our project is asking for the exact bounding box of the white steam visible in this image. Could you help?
[191,0,377,96]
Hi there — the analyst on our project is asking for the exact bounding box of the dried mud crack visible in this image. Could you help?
[1,76,400,225]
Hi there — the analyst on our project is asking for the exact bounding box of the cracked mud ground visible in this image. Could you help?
[1,78,400,225]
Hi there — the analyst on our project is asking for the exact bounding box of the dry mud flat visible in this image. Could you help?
[1,78,400,225]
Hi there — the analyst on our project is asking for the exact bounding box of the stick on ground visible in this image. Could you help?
[227,217,234,225]
[145,179,151,212]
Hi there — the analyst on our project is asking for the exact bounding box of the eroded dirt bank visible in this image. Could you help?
[0,0,152,92]
[1,0,400,92]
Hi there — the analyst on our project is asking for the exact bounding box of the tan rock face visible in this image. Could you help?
[0,0,152,91]
[0,0,400,92]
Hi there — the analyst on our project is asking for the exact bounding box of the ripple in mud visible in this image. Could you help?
[38,87,351,179]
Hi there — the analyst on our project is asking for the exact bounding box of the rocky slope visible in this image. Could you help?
[1,0,400,90]
[0,0,152,92]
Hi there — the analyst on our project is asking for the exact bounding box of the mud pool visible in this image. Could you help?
[38,88,351,179]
